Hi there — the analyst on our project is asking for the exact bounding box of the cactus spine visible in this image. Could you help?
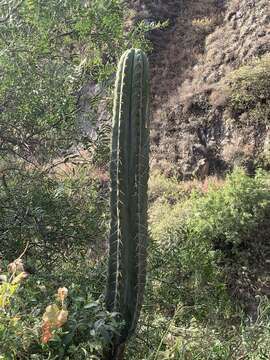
[105,48,150,359]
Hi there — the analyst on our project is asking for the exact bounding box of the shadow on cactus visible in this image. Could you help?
[104,48,150,359]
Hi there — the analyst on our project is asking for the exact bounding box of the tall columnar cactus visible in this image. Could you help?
[105,48,150,359]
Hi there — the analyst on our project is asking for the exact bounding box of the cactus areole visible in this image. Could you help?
[105,48,150,357]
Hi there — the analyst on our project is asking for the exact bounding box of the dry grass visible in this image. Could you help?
[148,0,226,174]
[222,137,255,165]
[178,0,270,107]
[41,149,109,183]
[180,175,225,194]
[149,0,224,118]
[149,169,225,203]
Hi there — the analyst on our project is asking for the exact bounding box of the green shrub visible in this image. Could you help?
[149,171,186,205]
[0,165,109,265]
[127,170,270,359]
[141,297,270,360]
[190,168,270,249]
[0,256,118,359]
[0,0,152,164]
[3,168,270,359]
[227,54,270,123]
[148,169,270,319]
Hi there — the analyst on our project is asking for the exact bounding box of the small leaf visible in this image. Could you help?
[42,304,60,325]
[84,303,98,310]
[11,271,29,284]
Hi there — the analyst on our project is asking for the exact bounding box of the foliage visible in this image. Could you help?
[149,169,270,316]
[138,297,270,360]
[0,3,157,357]
[0,256,35,359]
[1,168,270,359]
[126,169,270,359]
[0,256,119,359]
[192,17,214,33]
[226,54,270,124]
[0,164,109,263]
[0,0,151,164]
[148,171,185,204]
[1,2,270,359]
[0,0,159,267]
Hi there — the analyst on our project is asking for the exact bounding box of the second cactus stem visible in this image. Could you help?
[105,48,150,359]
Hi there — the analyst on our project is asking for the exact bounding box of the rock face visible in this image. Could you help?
[134,0,270,178]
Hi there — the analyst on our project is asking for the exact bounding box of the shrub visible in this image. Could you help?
[0,256,118,359]
[148,169,270,320]
[0,165,109,265]
[146,297,270,360]
[148,171,184,204]
[192,17,214,33]
[127,169,270,359]
[190,168,270,249]
[226,54,270,123]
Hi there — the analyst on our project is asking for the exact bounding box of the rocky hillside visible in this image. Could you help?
[133,0,270,179]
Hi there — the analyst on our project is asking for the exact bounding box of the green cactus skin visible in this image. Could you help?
[105,48,150,358]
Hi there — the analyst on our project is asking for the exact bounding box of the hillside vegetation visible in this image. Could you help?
[143,0,270,178]
[0,0,270,359]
